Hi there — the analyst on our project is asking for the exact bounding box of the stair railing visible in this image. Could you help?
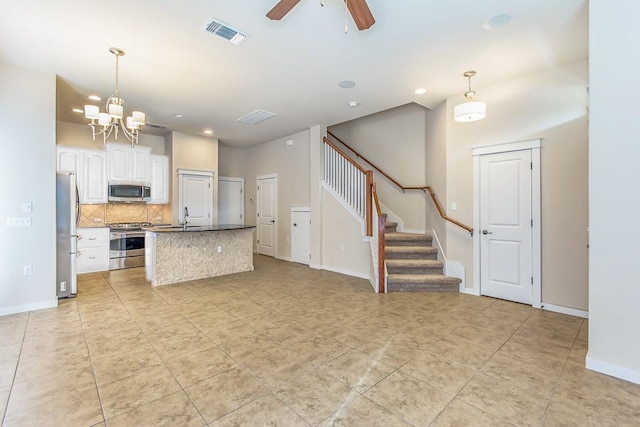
[372,185,386,293]
[323,137,373,236]
[326,131,473,236]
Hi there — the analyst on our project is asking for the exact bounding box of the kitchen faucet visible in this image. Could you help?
[183,206,189,231]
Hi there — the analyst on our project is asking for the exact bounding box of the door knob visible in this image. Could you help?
[271,220,275,223]
[293,223,298,226]
[482,230,492,235]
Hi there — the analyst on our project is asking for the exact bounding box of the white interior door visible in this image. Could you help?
[219,177,244,225]
[291,208,311,265]
[257,174,277,257]
[480,150,533,304]
[179,171,213,226]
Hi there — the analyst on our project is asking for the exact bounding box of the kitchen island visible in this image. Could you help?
[144,224,255,286]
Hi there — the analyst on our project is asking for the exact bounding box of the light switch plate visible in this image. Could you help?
[7,217,31,227]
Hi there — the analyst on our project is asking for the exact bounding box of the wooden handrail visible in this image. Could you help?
[323,137,368,174]
[328,131,405,190]
[327,131,473,236]
[425,186,473,236]
[373,186,385,293]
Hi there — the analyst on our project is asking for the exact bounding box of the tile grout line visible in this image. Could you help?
[1,312,29,426]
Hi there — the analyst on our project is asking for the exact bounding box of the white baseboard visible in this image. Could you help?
[541,302,588,319]
[320,264,369,280]
[0,299,58,317]
[309,263,322,270]
[460,286,480,296]
[586,352,640,385]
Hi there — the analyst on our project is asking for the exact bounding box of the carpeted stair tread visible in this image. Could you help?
[386,259,444,275]
[385,232,433,246]
[385,246,438,259]
[388,274,461,284]
[387,274,461,292]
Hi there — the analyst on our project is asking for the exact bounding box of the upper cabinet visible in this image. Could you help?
[106,144,151,183]
[56,146,107,204]
[57,147,82,174]
[82,150,108,204]
[149,155,169,204]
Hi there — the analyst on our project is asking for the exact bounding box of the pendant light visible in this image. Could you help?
[454,70,486,122]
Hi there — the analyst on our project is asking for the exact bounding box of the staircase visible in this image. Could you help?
[383,217,461,292]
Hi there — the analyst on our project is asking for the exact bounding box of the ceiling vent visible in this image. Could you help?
[203,18,250,45]
[145,122,167,129]
[237,110,277,125]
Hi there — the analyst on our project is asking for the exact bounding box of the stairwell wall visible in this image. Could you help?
[425,101,449,255]
[445,60,589,311]
[329,103,428,233]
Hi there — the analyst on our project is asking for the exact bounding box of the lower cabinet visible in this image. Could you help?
[77,227,109,273]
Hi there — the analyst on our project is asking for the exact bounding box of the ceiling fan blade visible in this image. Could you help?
[347,0,376,30]
[346,0,375,30]
[267,0,302,20]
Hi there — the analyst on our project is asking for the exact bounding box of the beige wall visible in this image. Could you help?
[57,121,166,153]
[0,62,57,314]
[221,130,311,260]
[329,103,428,233]
[425,101,448,254]
[165,131,219,225]
[445,60,589,310]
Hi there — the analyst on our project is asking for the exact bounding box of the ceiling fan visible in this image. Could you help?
[267,0,375,31]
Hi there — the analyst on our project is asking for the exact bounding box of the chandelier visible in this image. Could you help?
[454,70,486,122]
[84,47,145,146]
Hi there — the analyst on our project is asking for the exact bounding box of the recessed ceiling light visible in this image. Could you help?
[204,130,213,135]
[414,88,426,95]
[483,14,511,30]
[72,108,84,114]
[173,114,184,118]
[349,101,359,107]
[338,80,356,89]
[88,95,101,101]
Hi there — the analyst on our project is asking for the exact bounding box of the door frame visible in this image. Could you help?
[256,173,278,256]
[472,139,541,308]
[219,176,245,225]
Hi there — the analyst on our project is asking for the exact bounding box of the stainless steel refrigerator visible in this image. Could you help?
[56,172,79,298]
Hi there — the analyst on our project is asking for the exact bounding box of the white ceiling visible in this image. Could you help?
[0,0,588,147]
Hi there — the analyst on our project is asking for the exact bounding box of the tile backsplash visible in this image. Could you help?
[79,203,171,227]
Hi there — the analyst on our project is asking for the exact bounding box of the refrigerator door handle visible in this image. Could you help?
[75,185,81,228]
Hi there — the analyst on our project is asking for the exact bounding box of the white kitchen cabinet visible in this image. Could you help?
[57,146,106,204]
[77,227,110,273]
[57,147,82,174]
[106,143,151,183]
[82,150,108,204]
[149,154,169,204]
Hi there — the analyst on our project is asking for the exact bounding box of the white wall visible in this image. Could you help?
[587,0,640,384]
[165,131,219,225]
[445,61,589,311]
[0,62,57,315]
[329,104,428,233]
[57,121,166,153]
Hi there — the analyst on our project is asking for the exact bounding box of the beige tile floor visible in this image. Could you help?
[1,255,640,426]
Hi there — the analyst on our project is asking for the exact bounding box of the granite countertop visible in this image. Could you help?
[144,224,256,233]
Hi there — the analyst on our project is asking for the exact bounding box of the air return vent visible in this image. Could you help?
[203,18,250,45]
[237,110,277,125]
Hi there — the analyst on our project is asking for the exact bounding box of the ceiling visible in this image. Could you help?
[0,0,588,147]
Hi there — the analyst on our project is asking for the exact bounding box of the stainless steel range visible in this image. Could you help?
[108,222,151,270]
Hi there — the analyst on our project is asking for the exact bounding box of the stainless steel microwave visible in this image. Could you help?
[108,182,151,203]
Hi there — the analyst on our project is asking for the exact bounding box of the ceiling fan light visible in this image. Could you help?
[454,101,486,122]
